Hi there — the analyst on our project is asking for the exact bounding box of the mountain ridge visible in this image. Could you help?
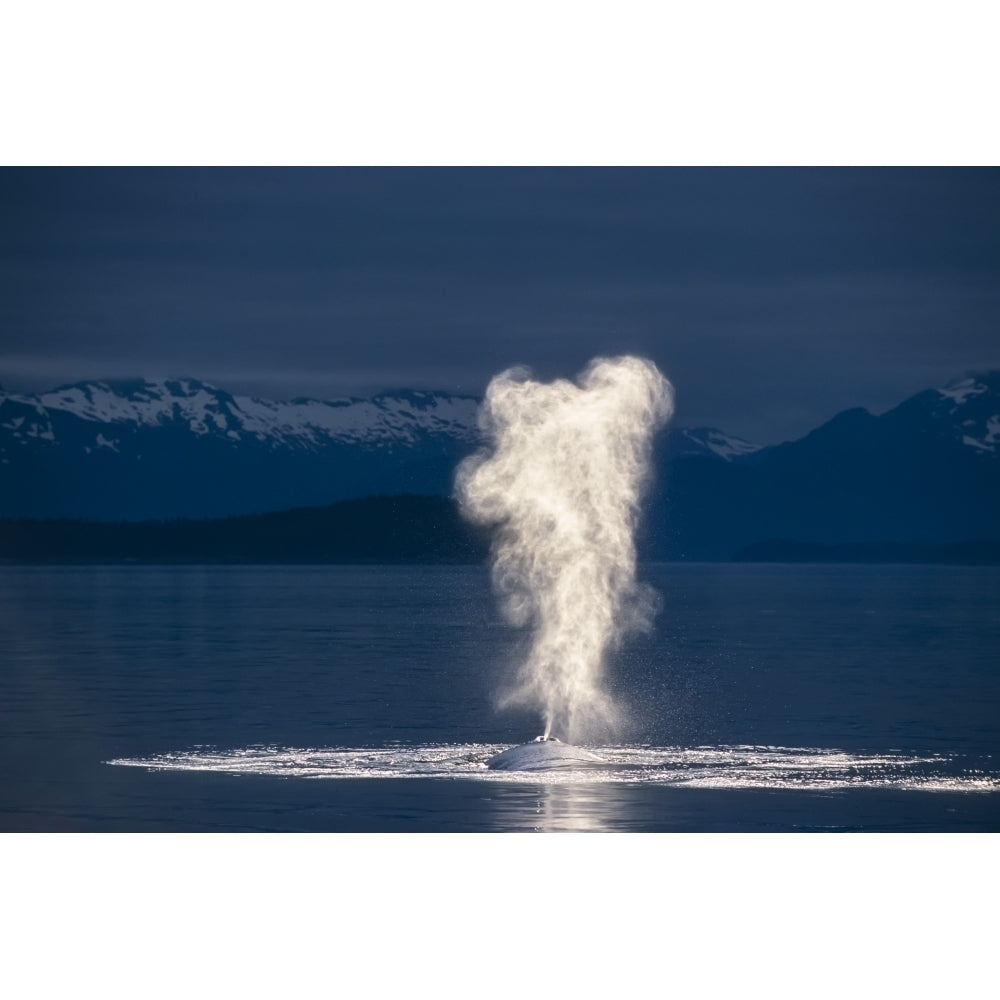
[0,374,761,520]
[2,371,998,558]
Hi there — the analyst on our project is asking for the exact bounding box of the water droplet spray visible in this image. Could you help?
[457,356,673,747]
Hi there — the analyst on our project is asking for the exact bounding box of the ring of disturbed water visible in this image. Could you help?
[107,743,1000,792]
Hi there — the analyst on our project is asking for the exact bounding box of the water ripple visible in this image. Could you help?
[107,743,999,792]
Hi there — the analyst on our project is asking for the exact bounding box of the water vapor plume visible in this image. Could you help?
[456,356,674,744]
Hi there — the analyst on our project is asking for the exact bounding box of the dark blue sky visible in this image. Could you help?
[2,167,997,442]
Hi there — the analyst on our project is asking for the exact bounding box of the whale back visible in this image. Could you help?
[486,739,604,771]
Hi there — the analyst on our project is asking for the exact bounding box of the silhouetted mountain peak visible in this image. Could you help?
[881,370,1000,455]
[782,406,879,454]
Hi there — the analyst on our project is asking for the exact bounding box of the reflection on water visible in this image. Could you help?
[528,784,613,833]
[5,564,1000,831]
[106,742,1000,833]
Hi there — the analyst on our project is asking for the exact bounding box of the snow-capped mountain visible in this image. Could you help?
[0,378,482,519]
[0,375,765,520]
[0,377,480,454]
[656,370,1000,558]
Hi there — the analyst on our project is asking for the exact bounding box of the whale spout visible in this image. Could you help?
[486,736,605,772]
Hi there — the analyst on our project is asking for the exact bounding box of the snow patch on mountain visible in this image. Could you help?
[95,433,120,452]
[25,423,55,441]
[678,427,762,461]
[228,391,481,447]
[937,377,988,407]
[962,414,1000,454]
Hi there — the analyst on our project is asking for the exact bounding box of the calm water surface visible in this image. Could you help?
[1,563,997,831]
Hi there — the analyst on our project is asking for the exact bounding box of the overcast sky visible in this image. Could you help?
[1,167,998,443]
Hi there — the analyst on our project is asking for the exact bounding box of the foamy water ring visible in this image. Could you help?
[107,743,999,792]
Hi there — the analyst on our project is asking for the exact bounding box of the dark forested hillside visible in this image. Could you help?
[0,495,490,565]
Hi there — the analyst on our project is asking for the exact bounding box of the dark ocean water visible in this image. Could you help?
[1,563,998,831]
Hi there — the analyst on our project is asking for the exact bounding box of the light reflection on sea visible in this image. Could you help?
[4,563,998,831]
